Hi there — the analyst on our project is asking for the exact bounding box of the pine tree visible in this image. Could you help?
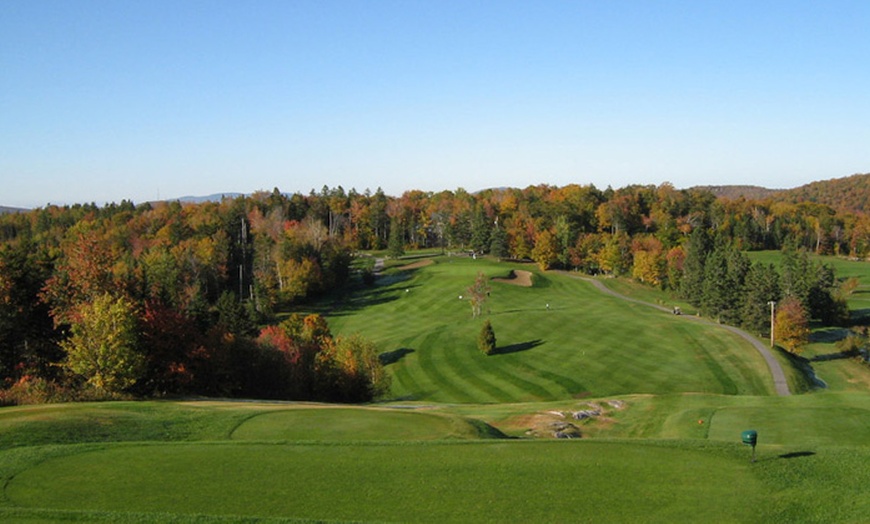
[680,227,710,306]
[490,226,508,259]
[387,218,404,258]
[740,263,781,336]
[478,320,497,355]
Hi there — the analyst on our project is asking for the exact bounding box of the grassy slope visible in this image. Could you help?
[328,256,773,402]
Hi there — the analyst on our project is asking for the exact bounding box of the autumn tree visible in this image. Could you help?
[631,236,664,286]
[531,229,559,271]
[62,293,144,394]
[467,271,491,318]
[774,296,810,354]
[331,334,391,401]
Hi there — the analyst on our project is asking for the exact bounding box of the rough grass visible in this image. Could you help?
[328,256,773,402]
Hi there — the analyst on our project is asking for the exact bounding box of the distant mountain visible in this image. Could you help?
[174,193,245,204]
[0,206,28,214]
[692,173,870,214]
[690,185,784,200]
[779,173,870,214]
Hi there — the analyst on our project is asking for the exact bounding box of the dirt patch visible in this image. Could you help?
[399,259,434,270]
[511,400,627,439]
[492,269,533,287]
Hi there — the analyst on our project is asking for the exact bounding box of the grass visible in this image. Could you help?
[327,256,773,402]
[1,399,868,522]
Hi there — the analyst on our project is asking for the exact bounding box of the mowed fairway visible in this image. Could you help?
[328,256,773,402]
[3,400,869,523]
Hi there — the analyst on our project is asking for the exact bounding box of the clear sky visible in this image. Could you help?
[2,1,869,207]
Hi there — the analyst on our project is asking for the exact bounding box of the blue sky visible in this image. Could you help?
[2,1,869,207]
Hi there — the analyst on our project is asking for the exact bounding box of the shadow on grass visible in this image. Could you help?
[326,284,422,317]
[811,350,859,362]
[849,308,870,326]
[810,327,849,343]
[496,339,544,355]
[779,451,816,459]
[379,348,415,366]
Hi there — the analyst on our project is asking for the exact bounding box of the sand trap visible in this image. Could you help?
[399,259,434,270]
[492,269,533,287]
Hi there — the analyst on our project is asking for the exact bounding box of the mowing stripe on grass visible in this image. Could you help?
[415,331,478,403]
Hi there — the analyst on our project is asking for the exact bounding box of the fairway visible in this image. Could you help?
[328,256,773,402]
[3,440,767,522]
[1,399,869,522]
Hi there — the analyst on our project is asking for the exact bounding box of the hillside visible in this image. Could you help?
[690,185,783,200]
[780,172,870,214]
[692,173,870,214]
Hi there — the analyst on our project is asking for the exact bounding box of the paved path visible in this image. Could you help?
[568,274,791,396]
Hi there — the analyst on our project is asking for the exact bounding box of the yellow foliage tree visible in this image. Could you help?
[774,296,810,354]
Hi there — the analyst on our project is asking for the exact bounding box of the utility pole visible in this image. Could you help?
[768,301,776,348]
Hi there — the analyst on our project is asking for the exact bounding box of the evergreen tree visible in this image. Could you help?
[387,218,404,258]
[478,320,497,355]
[740,263,782,336]
[680,227,710,306]
[490,226,508,259]
[470,207,492,254]
[701,244,729,320]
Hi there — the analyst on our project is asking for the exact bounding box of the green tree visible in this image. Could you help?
[62,293,144,394]
[680,226,710,306]
[740,263,781,336]
[489,225,509,259]
[388,218,404,258]
[478,320,497,355]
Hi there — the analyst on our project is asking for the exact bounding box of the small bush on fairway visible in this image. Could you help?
[479,320,496,355]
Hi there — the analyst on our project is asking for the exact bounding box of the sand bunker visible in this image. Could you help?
[492,269,533,287]
[398,259,434,270]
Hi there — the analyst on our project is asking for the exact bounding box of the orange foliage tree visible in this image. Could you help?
[774,296,810,354]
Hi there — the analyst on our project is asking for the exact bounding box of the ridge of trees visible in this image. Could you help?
[779,173,870,215]
[1,179,867,403]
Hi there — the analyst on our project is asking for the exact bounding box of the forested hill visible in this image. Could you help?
[691,185,783,201]
[779,173,870,214]
[694,173,870,214]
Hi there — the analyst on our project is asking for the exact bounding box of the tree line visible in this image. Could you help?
[0,181,866,402]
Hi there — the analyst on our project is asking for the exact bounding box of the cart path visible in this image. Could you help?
[568,274,791,396]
